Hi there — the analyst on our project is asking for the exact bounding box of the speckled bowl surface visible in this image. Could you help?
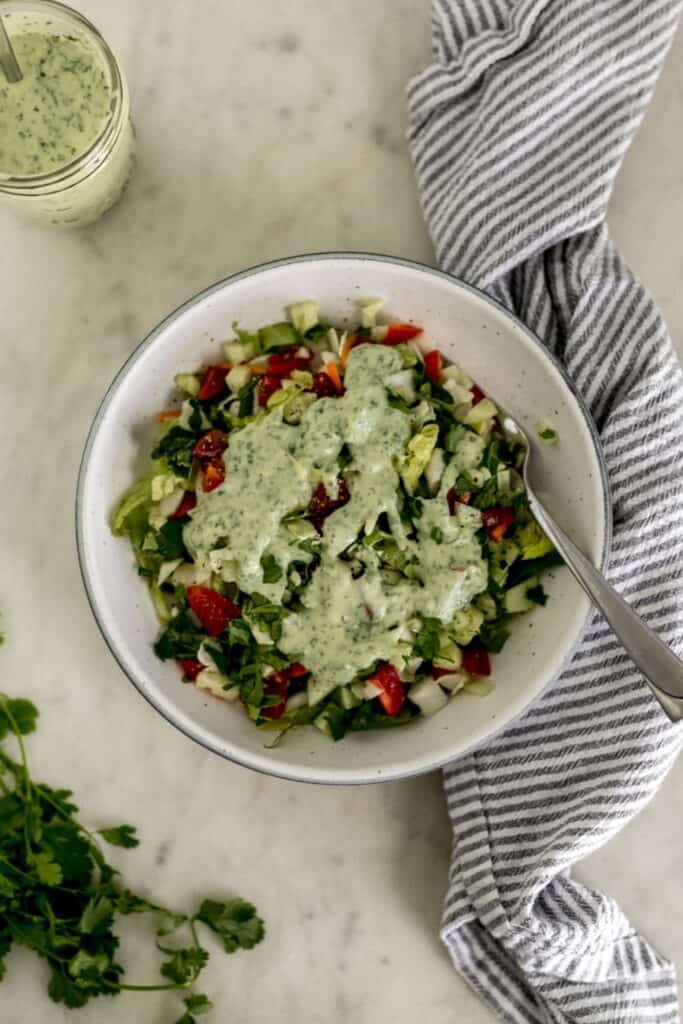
[77,253,610,784]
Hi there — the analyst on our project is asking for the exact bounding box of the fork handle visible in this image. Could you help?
[529,495,683,721]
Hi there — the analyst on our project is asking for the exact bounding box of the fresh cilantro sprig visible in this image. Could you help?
[0,694,264,1022]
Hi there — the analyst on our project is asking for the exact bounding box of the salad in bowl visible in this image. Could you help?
[111,299,560,741]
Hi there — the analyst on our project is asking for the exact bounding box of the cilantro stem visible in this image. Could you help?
[0,696,33,858]
[114,982,189,993]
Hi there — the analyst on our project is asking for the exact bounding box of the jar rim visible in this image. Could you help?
[0,0,126,189]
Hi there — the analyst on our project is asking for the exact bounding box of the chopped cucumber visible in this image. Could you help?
[288,300,319,334]
[408,679,448,716]
[503,576,540,614]
[226,365,252,393]
[224,339,256,364]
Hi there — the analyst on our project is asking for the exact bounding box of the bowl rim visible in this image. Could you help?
[76,251,612,785]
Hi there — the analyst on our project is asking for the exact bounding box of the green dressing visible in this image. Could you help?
[0,30,111,176]
[184,345,488,702]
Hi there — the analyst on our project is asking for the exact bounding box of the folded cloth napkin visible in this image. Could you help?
[407,2,683,1021]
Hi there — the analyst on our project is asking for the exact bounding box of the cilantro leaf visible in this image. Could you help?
[0,691,265,1020]
[0,697,38,739]
[196,899,265,952]
[151,427,197,477]
[183,992,213,1014]
[478,620,511,654]
[413,618,441,661]
[41,821,93,884]
[98,825,139,849]
[154,611,202,661]
[160,945,209,985]
[156,520,189,561]
[48,968,91,1008]
[79,895,115,936]
[33,851,63,886]
[260,555,283,584]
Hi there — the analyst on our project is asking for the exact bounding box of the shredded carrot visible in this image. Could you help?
[248,365,266,375]
[326,361,344,394]
[340,335,354,369]
[156,410,181,422]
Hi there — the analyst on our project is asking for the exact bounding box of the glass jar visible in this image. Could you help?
[0,0,134,226]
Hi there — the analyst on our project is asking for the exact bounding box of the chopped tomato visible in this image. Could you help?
[308,477,350,520]
[262,672,288,720]
[193,429,227,461]
[202,459,225,492]
[266,348,313,376]
[368,663,405,716]
[447,487,472,514]
[470,384,486,405]
[178,659,204,681]
[198,365,228,401]
[168,491,197,520]
[462,643,491,677]
[156,409,181,422]
[186,585,241,636]
[312,371,337,397]
[382,323,423,344]
[481,505,515,541]
[258,373,283,406]
[424,349,442,384]
[431,666,458,680]
[284,662,309,679]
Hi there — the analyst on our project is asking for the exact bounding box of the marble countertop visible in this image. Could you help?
[2,3,682,1021]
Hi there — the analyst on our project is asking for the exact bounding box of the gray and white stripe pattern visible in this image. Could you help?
[408,1,683,1021]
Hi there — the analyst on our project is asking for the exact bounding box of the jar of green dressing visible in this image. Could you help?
[0,0,134,225]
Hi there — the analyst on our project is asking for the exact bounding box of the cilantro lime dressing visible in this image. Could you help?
[184,345,488,701]
[0,30,111,176]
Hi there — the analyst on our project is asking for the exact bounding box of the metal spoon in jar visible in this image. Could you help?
[500,411,683,722]
[0,17,22,83]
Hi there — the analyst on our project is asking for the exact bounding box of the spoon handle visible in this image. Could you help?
[528,491,683,721]
[0,17,22,84]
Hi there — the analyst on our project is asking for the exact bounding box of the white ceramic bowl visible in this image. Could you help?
[77,253,611,784]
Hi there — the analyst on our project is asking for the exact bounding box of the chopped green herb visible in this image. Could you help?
[0,694,264,1021]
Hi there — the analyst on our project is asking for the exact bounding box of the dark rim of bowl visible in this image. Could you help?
[75,251,613,785]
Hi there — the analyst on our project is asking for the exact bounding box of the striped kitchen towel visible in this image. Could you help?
[407,2,683,1022]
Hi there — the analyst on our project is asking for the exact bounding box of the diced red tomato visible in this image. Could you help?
[382,323,423,344]
[424,349,442,384]
[258,373,283,406]
[447,488,472,514]
[193,429,227,461]
[198,365,228,401]
[178,659,204,681]
[262,672,288,720]
[470,384,486,405]
[431,666,458,680]
[462,644,491,677]
[168,491,197,520]
[312,371,337,397]
[481,505,515,542]
[308,477,350,521]
[284,662,309,679]
[186,585,241,636]
[367,663,405,716]
[202,459,225,492]
[267,347,312,377]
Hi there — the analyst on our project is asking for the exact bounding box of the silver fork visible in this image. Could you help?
[501,413,683,722]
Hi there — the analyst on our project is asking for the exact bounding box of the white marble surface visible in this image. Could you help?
[1,3,682,1021]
